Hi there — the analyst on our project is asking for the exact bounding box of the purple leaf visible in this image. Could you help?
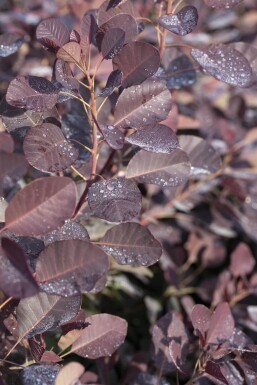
[206,302,235,346]
[159,6,198,36]
[21,363,60,385]
[70,313,128,358]
[101,28,125,59]
[0,132,14,153]
[165,54,196,89]
[205,361,229,385]
[126,124,178,154]
[88,177,142,222]
[36,239,109,296]
[23,123,79,173]
[99,69,122,97]
[0,150,28,195]
[230,243,255,278]
[191,44,253,87]
[57,42,82,65]
[17,292,81,339]
[98,0,138,26]
[0,238,38,299]
[126,148,191,187]
[98,222,162,266]
[80,12,98,44]
[114,79,172,129]
[204,0,243,8]
[107,0,127,10]
[113,42,160,88]
[0,32,24,57]
[97,14,137,48]
[191,304,211,342]
[6,76,59,112]
[69,30,80,43]
[5,176,77,236]
[53,59,79,91]
[101,125,125,149]
[36,18,70,51]
[178,135,222,176]
[43,220,89,246]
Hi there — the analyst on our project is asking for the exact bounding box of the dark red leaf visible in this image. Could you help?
[5,176,77,236]
[36,18,70,51]
[99,69,122,97]
[70,313,128,358]
[101,125,125,149]
[98,222,162,266]
[205,361,229,385]
[23,123,79,173]
[0,238,38,299]
[191,44,253,87]
[81,12,98,44]
[191,304,211,343]
[230,243,255,278]
[57,42,82,65]
[113,42,160,88]
[101,28,125,59]
[36,239,109,296]
[206,302,235,346]
[126,124,178,153]
[43,220,89,246]
[98,0,138,26]
[0,32,24,57]
[159,6,198,36]
[40,351,62,363]
[69,30,80,43]
[6,76,59,112]
[114,79,172,129]
[53,59,79,95]
[88,177,142,222]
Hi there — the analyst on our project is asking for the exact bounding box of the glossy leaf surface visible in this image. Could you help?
[101,125,125,149]
[5,177,77,236]
[99,222,162,266]
[159,6,198,36]
[36,18,70,51]
[43,220,89,246]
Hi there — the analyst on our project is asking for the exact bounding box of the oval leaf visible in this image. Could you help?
[127,149,191,187]
[17,291,81,339]
[0,32,24,57]
[0,238,38,299]
[98,0,138,26]
[206,302,235,346]
[191,44,252,87]
[21,363,60,385]
[159,6,198,36]
[191,304,211,340]
[113,42,160,88]
[98,222,162,266]
[179,135,221,176]
[70,313,128,358]
[114,79,172,129]
[57,42,82,65]
[230,243,255,278]
[23,123,79,173]
[5,177,77,236]
[43,219,89,246]
[6,76,59,112]
[36,239,109,297]
[99,69,122,97]
[101,125,125,149]
[36,18,70,51]
[88,177,142,222]
[55,362,85,385]
[101,28,125,59]
[126,124,178,153]
[165,54,196,89]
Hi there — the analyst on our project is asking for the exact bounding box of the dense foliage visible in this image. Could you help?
[1,0,257,384]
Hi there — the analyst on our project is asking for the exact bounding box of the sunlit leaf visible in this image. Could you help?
[206,302,235,346]
[101,125,125,149]
[159,6,198,36]
[36,18,70,51]
[43,220,89,246]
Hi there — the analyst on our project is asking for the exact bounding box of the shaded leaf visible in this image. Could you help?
[53,59,79,96]
[113,42,160,88]
[0,132,14,153]
[55,362,85,385]
[107,0,127,9]
[17,291,81,339]
[36,18,70,51]
[204,0,243,8]
[127,149,190,187]
[0,150,28,195]
[0,32,24,57]
[165,54,196,89]
[88,177,141,222]
[21,363,59,385]
[36,239,109,297]
[205,361,228,385]
[114,79,172,129]
[70,313,128,358]
[97,14,137,48]
[81,12,98,44]
[57,42,82,65]
[206,302,235,346]
[98,0,138,26]
[101,28,125,59]
[40,351,62,363]
[99,69,122,97]
[134,373,170,385]
[191,44,252,87]
[23,123,79,173]
[179,135,222,176]
[43,219,89,246]
[159,6,198,36]
[0,238,38,299]
[101,125,125,149]
[6,76,59,112]
[5,176,77,236]
[126,124,178,153]
[230,243,255,278]
[98,222,162,266]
